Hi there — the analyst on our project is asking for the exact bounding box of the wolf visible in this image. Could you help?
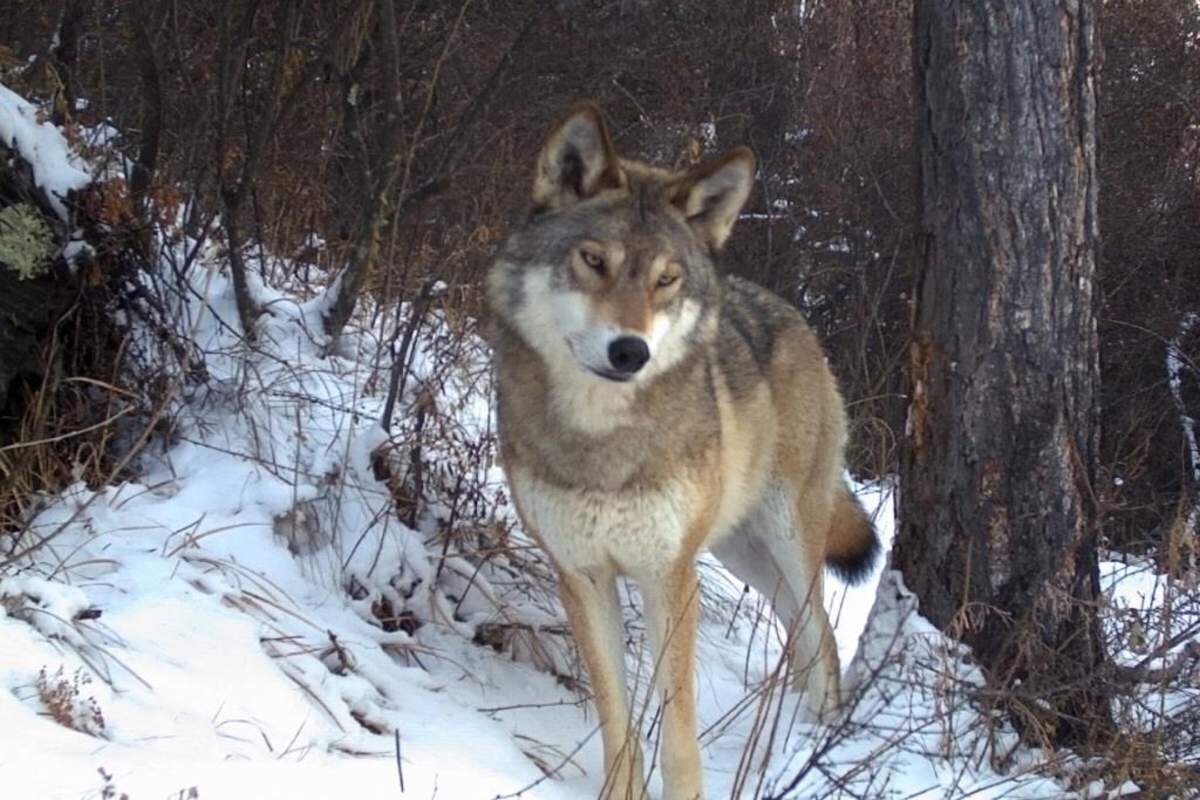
[486,103,880,800]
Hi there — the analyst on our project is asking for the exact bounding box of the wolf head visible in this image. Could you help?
[489,103,756,386]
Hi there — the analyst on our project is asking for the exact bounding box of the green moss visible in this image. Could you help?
[0,203,55,280]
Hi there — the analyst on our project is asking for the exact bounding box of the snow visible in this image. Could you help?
[0,247,1087,799]
[0,83,1172,800]
[0,82,91,219]
[0,574,93,645]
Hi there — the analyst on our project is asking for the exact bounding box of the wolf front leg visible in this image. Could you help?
[558,568,647,799]
[640,562,704,800]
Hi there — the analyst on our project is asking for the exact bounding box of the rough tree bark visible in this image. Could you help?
[895,0,1110,743]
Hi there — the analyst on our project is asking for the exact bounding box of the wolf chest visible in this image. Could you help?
[508,467,707,580]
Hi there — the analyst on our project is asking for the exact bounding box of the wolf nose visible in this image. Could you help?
[608,337,650,374]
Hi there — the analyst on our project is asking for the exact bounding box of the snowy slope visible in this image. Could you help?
[0,254,1089,800]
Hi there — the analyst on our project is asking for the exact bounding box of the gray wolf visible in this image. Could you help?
[486,103,879,800]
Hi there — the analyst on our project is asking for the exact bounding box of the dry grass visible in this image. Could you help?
[96,767,132,800]
[35,665,105,736]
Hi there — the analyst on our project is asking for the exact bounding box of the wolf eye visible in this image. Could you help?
[656,273,679,288]
[580,250,606,275]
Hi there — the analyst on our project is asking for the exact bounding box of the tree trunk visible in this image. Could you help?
[320,0,404,343]
[896,0,1110,744]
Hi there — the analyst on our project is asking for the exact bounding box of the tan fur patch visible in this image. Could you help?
[603,285,653,334]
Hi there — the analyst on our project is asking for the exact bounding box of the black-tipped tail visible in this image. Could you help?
[824,487,882,585]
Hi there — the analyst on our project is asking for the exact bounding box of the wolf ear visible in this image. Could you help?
[671,147,756,251]
[532,103,623,212]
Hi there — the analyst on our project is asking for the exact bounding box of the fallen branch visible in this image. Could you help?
[1112,640,1200,685]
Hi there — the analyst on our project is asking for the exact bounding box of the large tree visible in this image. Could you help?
[895,0,1109,743]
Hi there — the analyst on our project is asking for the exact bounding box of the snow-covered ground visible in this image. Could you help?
[0,83,1172,800]
[0,255,1120,799]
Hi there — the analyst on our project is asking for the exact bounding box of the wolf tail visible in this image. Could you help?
[824,484,881,585]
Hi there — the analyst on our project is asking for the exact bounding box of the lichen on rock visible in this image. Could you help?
[0,202,55,279]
